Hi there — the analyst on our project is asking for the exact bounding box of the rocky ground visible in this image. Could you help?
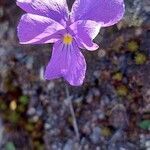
[0,0,150,150]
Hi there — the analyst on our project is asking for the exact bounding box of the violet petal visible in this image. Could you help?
[71,0,125,27]
[44,40,86,86]
[69,20,101,51]
[16,0,69,26]
[17,13,64,44]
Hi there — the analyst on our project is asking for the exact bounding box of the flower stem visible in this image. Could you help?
[65,85,80,141]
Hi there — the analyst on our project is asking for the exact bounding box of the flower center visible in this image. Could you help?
[63,34,73,45]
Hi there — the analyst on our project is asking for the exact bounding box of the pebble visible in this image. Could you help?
[86,93,93,103]
[145,140,150,147]
[44,123,51,130]
[90,127,101,144]
[63,140,73,150]
[27,108,36,116]
[93,70,101,79]
[32,115,39,122]
[40,66,45,81]
[47,82,55,91]
[26,56,34,69]
[98,49,106,58]
[93,88,101,97]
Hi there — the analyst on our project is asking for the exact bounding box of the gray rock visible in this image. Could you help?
[90,127,101,144]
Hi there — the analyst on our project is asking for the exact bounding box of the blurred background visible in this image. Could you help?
[0,0,150,149]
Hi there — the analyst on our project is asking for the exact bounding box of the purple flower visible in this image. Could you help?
[17,0,125,86]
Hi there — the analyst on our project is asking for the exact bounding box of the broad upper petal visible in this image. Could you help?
[16,0,69,26]
[71,0,125,27]
[17,13,65,44]
[69,20,100,51]
[44,40,86,86]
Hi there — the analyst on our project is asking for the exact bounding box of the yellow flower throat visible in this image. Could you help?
[63,34,73,45]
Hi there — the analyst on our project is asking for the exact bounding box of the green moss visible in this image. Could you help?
[127,41,139,52]
[5,142,16,150]
[25,123,35,132]
[101,127,111,137]
[17,105,25,113]
[116,85,128,96]
[19,95,29,106]
[112,72,123,81]
[135,53,147,65]
[8,111,20,123]
[0,101,7,111]
[139,120,150,130]
[34,141,44,150]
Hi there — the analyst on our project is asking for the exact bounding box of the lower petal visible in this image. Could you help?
[44,41,86,86]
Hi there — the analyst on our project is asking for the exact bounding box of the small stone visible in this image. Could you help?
[145,140,150,147]
[96,146,101,150]
[93,70,100,78]
[63,140,73,150]
[86,93,93,103]
[84,144,89,150]
[27,108,36,116]
[26,56,33,69]
[39,66,45,80]
[101,95,110,106]
[93,88,101,97]
[98,112,105,120]
[98,49,106,58]
[9,100,17,111]
[90,127,101,144]
[32,116,39,122]
[120,147,126,150]
[52,144,58,150]
[82,124,91,135]
[135,28,143,36]
[47,81,55,90]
